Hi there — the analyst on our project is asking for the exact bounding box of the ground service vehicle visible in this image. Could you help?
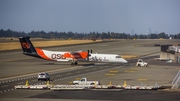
[136,59,148,67]
[38,72,50,81]
[73,78,100,85]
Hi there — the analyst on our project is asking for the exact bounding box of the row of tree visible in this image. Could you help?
[0,29,180,39]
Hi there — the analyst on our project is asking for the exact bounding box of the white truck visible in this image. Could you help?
[136,59,148,67]
[73,78,100,85]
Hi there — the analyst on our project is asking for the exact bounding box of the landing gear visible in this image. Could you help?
[71,61,78,65]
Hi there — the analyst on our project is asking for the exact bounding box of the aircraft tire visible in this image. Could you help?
[75,61,78,65]
[71,62,74,65]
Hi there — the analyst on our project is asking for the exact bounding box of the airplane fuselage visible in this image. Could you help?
[89,54,128,63]
[35,48,127,63]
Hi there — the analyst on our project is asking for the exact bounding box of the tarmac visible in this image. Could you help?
[0,39,180,101]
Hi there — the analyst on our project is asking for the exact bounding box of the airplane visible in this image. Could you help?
[19,37,128,65]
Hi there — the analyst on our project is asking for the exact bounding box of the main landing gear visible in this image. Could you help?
[71,61,78,65]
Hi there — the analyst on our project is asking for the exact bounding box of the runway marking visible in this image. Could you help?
[98,45,108,46]
[56,75,61,77]
[75,78,81,80]
[1,85,9,87]
[69,82,73,84]
[138,79,148,81]
[130,68,139,70]
[125,70,135,72]
[2,58,31,62]
[105,74,115,76]
[67,73,71,75]
[0,65,81,81]
[17,82,24,84]
[32,80,37,82]
[109,70,118,73]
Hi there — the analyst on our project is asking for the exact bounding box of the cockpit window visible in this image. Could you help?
[116,56,121,58]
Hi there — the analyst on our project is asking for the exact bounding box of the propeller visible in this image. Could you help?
[87,49,92,61]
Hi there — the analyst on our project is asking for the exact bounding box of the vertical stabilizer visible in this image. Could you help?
[19,37,38,56]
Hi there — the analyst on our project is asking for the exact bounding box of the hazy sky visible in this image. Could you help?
[0,0,180,34]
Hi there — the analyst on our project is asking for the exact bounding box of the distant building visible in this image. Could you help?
[159,44,180,63]
[148,28,152,34]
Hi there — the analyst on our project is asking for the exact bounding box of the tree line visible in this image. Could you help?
[0,29,180,39]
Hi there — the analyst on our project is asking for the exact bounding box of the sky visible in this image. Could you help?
[0,0,180,34]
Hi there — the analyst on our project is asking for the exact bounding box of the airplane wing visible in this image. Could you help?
[70,50,83,54]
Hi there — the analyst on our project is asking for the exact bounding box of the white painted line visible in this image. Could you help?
[56,75,61,77]
[1,85,9,87]
[17,82,24,84]
[0,65,82,81]
[67,73,71,75]
[32,80,37,82]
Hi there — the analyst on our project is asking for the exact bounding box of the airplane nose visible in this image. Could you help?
[122,59,128,63]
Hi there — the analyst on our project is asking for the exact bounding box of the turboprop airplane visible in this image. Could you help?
[19,37,128,65]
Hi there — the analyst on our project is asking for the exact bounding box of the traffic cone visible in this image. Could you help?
[46,81,50,86]
[94,82,97,88]
[123,81,127,87]
[94,82,96,86]
[51,82,54,87]
[25,80,29,86]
